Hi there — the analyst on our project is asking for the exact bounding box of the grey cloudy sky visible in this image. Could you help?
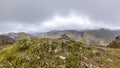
[0,0,120,33]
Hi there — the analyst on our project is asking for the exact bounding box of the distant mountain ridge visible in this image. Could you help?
[5,32,37,41]
[1,28,120,46]
[43,29,120,46]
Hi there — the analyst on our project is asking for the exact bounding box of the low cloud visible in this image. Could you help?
[39,13,120,31]
[0,0,120,33]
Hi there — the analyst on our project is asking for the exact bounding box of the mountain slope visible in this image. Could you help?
[84,29,116,43]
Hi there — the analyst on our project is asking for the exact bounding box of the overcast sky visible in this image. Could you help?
[0,0,120,33]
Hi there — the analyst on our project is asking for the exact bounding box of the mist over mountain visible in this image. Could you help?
[1,0,120,33]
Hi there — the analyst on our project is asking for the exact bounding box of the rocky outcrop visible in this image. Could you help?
[108,36,120,48]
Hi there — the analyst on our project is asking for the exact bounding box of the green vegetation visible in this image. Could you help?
[0,35,120,68]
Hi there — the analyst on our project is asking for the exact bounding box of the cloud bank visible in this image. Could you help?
[0,0,120,33]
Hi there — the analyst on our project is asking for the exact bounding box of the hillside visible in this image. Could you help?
[0,35,15,45]
[0,35,120,68]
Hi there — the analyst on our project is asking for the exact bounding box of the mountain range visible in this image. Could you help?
[0,29,120,67]
[42,28,120,46]
[0,28,120,46]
